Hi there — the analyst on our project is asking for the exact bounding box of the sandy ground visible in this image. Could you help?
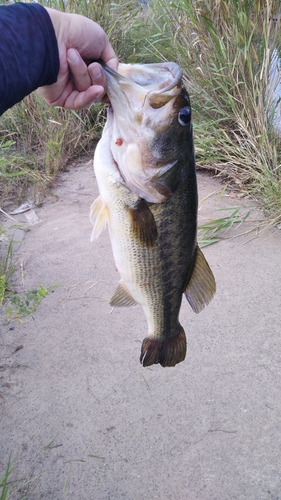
[1,162,281,500]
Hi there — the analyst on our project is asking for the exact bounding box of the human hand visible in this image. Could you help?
[37,8,118,110]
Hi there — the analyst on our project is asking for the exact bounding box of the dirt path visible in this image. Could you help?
[1,162,281,500]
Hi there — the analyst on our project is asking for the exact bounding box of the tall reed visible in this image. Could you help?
[147,0,281,220]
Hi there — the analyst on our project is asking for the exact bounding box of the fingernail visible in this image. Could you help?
[67,48,79,64]
[90,65,103,80]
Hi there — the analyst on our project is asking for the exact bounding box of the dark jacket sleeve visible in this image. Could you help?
[0,3,59,115]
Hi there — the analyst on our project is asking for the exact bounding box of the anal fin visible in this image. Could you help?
[90,195,108,241]
[127,199,157,248]
[110,282,138,307]
[185,245,216,313]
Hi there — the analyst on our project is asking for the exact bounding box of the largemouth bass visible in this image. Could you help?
[90,62,216,367]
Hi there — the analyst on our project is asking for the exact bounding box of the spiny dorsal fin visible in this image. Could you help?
[127,199,157,248]
[110,282,138,307]
[90,196,108,241]
[184,245,216,313]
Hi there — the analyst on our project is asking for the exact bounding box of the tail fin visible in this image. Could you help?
[140,326,186,367]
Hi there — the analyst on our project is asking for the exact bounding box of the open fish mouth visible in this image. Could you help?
[99,60,183,109]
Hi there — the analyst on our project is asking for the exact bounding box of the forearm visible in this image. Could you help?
[0,3,59,115]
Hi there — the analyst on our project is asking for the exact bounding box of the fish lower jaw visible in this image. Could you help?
[140,326,186,368]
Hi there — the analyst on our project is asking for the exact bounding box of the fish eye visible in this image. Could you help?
[178,106,191,126]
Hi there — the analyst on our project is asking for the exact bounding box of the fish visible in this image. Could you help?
[90,62,216,367]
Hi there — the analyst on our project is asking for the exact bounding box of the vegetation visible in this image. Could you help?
[0,236,15,307]
[198,206,252,246]
[0,224,56,321]
[144,0,281,223]
[5,284,56,322]
[0,454,12,500]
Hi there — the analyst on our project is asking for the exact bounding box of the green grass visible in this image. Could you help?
[5,284,57,322]
[0,455,12,500]
[0,97,104,205]
[198,206,252,247]
[0,221,58,319]
[0,236,16,307]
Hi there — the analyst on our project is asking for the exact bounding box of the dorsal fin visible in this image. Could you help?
[184,245,216,313]
[110,282,138,307]
[90,196,109,241]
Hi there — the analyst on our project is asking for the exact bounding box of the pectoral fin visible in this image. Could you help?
[110,282,138,307]
[127,199,157,248]
[185,245,216,313]
[90,196,108,241]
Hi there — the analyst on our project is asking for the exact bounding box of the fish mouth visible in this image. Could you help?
[99,60,183,108]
